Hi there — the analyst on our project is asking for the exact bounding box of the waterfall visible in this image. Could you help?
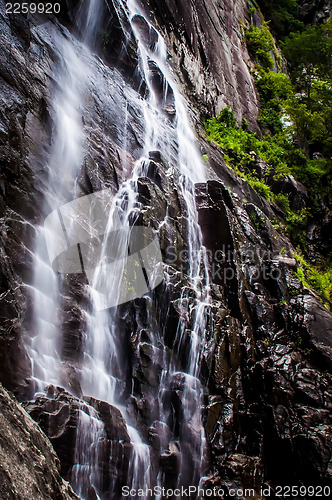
[122,0,211,491]
[27,2,104,394]
[71,404,106,499]
[27,0,212,498]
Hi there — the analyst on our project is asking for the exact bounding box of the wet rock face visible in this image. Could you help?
[290,294,332,370]
[23,387,80,478]
[0,0,145,396]
[0,383,79,500]
[194,174,332,490]
[118,162,332,491]
[0,0,332,497]
[141,0,260,130]
[23,386,132,497]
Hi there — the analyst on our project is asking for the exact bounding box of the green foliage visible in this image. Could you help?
[293,252,332,305]
[245,23,275,70]
[248,6,256,21]
[274,193,290,212]
[282,20,332,96]
[285,209,309,248]
[242,117,249,131]
[248,175,273,200]
[204,107,319,249]
[206,106,331,299]
[281,19,332,156]
[204,102,331,207]
[204,108,311,183]
[204,13,331,295]
[256,71,293,132]
[257,70,293,103]
[285,100,326,149]
[256,0,304,40]
[245,15,332,162]
[215,106,237,128]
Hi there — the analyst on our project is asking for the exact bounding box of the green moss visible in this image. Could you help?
[292,252,332,306]
[274,193,290,212]
[245,22,275,70]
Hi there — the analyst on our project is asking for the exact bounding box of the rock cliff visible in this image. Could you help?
[142,0,261,130]
[0,0,331,498]
[0,383,79,499]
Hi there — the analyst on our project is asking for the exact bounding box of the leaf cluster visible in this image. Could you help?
[254,0,304,40]
[292,252,332,306]
[245,22,275,70]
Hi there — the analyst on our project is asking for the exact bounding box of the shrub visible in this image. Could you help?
[204,103,330,254]
[256,0,304,40]
[245,23,275,70]
[204,10,332,300]
[274,193,290,212]
[248,176,273,200]
[293,252,332,305]
[286,209,309,249]
[256,71,293,132]
[257,71,293,102]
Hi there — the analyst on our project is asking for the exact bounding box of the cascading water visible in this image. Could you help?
[121,0,211,492]
[71,403,106,498]
[27,0,212,498]
[27,4,101,394]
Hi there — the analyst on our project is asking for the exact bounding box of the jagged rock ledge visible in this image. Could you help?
[0,383,79,500]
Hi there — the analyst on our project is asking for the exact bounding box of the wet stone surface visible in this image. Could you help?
[0,0,331,497]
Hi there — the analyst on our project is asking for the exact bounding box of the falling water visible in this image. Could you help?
[28,8,98,394]
[100,0,212,494]
[124,0,211,491]
[27,0,212,498]
[71,404,106,499]
[26,0,118,497]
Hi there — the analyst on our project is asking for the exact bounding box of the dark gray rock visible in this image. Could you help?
[23,385,133,497]
[0,383,79,500]
[291,294,332,370]
[270,174,309,212]
[23,386,80,479]
[142,0,261,130]
[0,0,331,496]
[299,0,332,24]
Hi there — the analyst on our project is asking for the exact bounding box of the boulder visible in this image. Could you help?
[0,383,79,500]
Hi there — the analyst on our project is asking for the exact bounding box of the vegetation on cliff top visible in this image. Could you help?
[204,3,332,303]
[254,0,304,39]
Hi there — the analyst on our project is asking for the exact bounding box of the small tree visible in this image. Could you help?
[282,19,332,102]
